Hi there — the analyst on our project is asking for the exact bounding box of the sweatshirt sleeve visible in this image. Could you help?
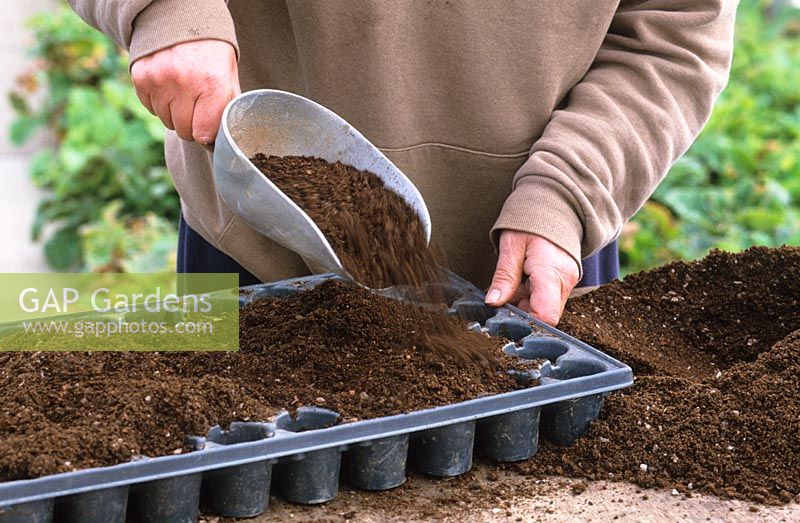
[67,0,238,64]
[491,0,737,270]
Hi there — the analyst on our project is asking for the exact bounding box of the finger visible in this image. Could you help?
[134,87,154,115]
[151,94,174,131]
[510,281,529,304]
[170,94,198,141]
[130,62,155,114]
[486,234,525,306]
[517,297,531,313]
[527,266,568,326]
[191,87,234,145]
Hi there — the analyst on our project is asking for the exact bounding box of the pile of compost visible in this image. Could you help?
[0,281,530,482]
[515,246,800,505]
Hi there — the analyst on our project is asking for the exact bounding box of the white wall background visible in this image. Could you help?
[0,0,57,272]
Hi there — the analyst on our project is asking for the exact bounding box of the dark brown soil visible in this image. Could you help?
[0,281,533,482]
[235,281,534,415]
[250,154,439,289]
[249,154,495,366]
[514,246,800,505]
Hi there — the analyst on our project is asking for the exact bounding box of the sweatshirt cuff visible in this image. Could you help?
[490,177,584,277]
[129,0,239,65]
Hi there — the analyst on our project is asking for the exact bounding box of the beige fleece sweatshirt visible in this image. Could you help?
[68,0,736,287]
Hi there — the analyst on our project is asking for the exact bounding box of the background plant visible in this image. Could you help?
[621,1,800,273]
[8,3,178,271]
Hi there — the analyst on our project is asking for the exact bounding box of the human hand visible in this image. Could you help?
[131,40,240,144]
[485,230,581,326]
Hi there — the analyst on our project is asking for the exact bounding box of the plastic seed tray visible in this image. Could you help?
[0,272,632,523]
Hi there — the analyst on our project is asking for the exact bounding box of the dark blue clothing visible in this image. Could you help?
[177,215,261,287]
[578,239,620,287]
[177,215,619,287]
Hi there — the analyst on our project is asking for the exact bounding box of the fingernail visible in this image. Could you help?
[486,289,501,304]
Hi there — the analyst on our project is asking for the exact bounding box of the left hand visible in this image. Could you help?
[485,230,581,326]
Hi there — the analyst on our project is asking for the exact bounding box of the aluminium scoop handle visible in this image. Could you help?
[210,89,432,281]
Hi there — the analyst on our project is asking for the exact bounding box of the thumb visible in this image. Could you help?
[486,232,525,306]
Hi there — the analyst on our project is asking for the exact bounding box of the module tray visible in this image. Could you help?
[0,272,632,522]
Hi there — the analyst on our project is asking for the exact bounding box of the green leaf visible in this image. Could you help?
[8,92,31,115]
[44,226,81,270]
[9,116,41,145]
[28,150,56,188]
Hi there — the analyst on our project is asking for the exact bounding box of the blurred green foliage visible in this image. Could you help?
[8,4,178,271]
[621,2,800,273]
[81,201,177,272]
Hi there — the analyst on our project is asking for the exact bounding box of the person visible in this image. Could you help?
[68,0,736,326]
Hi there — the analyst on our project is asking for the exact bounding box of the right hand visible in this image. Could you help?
[131,40,240,145]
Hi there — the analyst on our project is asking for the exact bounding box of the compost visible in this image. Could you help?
[250,154,439,289]
[0,281,531,482]
[249,154,498,365]
[515,246,800,505]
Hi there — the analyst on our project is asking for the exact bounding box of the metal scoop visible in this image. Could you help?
[211,89,432,281]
